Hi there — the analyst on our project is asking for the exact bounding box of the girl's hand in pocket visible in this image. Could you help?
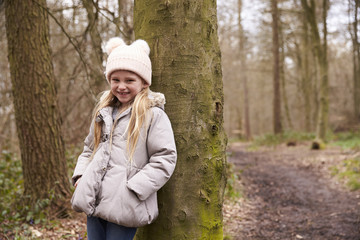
[74,177,81,188]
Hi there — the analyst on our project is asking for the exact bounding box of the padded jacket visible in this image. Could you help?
[71,92,177,227]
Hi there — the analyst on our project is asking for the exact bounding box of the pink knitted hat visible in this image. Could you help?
[105,37,152,85]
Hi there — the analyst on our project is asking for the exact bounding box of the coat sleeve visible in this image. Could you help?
[126,108,177,201]
[71,121,95,186]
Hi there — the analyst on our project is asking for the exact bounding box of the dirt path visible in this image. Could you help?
[223,142,360,240]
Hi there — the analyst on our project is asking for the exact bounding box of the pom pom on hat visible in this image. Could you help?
[105,37,152,86]
[132,39,150,55]
[105,37,125,55]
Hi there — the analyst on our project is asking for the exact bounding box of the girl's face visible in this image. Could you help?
[110,70,148,105]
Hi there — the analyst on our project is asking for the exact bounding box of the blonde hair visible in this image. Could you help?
[91,88,151,162]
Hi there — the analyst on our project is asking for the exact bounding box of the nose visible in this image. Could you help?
[117,82,126,90]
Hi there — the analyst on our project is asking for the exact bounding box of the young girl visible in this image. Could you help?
[71,37,177,240]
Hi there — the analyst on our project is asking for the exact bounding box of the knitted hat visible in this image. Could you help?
[105,37,152,85]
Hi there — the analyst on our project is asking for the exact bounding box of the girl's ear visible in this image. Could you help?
[142,80,149,88]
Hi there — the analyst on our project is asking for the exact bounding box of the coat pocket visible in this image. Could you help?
[93,182,150,227]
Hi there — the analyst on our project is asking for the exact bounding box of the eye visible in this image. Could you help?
[111,78,120,82]
[126,79,135,83]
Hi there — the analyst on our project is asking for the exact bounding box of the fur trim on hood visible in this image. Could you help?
[148,90,165,110]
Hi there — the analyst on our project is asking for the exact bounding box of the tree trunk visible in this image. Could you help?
[279,17,293,129]
[271,0,283,134]
[114,0,134,42]
[238,0,251,140]
[316,0,329,139]
[350,0,360,120]
[134,0,227,239]
[301,11,312,132]
[82,0,106,92]
[301,0,329,140]
[5,0,70,214]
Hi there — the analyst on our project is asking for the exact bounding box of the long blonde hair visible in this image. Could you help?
[92,88,151,161]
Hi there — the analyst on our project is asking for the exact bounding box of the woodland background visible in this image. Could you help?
[0,0,358,150]
[220,0,356,139]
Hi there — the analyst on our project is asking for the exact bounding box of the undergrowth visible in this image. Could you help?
[329,131,360,191]
[330,158,360,191]
[0,146,81,239]
[225,157,243,201]
[330,131,360,150]
[251,131,315,148]
[0,150,42,238]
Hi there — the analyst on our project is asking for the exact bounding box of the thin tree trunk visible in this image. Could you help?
[316,0,329,139]
[312,51,320,131]
[279,17,293,129]
[350,0,360,120]
[238,0,251,140]
[115,0,134,42]
[134,0,227,239]
[82,0,106,91]
[271,0,283,134]
[5,0,70,214]
[301,11,312,132]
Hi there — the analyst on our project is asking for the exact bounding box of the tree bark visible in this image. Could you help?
[134,0,227,239]
[5,0,70,214]
[271,0,283,134]
[238,0,251,140]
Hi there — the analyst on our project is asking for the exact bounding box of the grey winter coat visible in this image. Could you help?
[71,92,177,227]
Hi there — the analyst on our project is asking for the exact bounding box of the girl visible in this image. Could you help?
[71,37,177,240]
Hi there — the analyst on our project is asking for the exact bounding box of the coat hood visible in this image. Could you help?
[148,90,165,110]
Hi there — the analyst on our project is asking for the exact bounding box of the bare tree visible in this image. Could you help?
[349,0,360,120]
[238,0,251,140]
[82,0,105,90]
[272,0,283,134]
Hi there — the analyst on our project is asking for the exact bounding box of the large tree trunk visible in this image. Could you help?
[5,0,70,214]
[271,0,283,134]
[301,0,329,140]
[238,0,251,140]
[134,0,227,239]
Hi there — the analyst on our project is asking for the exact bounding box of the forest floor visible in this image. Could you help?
[223,141,360,240]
